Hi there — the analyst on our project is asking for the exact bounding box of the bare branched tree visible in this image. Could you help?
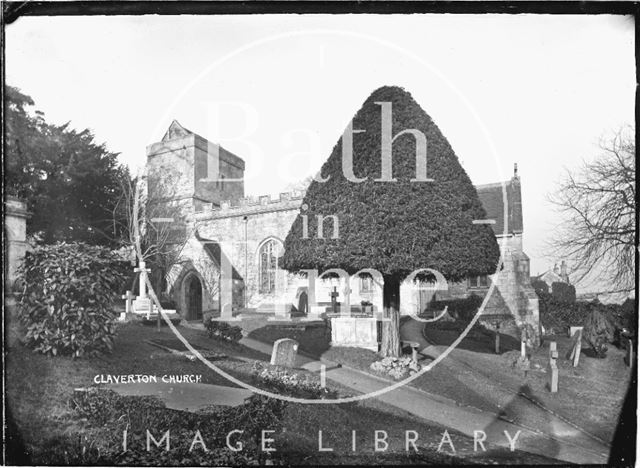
[549,126,636,295]
[112,175,188,294]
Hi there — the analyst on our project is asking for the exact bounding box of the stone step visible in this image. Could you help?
[256,302,293,313]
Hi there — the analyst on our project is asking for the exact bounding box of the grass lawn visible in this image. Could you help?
[5,307,560,465]
[246,316,629,447]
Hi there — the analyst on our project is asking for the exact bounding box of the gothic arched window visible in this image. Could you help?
[258,239,282,294]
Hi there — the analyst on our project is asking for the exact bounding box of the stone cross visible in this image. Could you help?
[548,341,558,393]
[121,290,133,314]
[330,286,339,314]
[567,328,583,367]
[134,261,151,299]
[270,338,299,368]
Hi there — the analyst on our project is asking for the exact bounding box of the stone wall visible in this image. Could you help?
[146,132,245,216]
[4,197,30,291]
[192,191,304,309]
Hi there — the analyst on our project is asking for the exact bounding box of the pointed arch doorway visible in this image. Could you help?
[184,274,203,321]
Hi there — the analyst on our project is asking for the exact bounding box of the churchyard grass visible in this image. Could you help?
[248,317,628,445]
[6,307,560,465]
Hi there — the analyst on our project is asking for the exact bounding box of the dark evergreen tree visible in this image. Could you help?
[4,85,128,246]
[281,86,500,356]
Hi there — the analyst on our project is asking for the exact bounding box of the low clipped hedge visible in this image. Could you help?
[424,294,483,322]
[205,319,243,342]
[16,242,126,357]
[250,361,339,399]
[551,282,576,303]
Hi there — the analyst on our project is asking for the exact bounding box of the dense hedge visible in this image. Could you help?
[17,242,126,357]
[531,279,549,296]
[251,361,339,399]
[425,294,484,322]
[205,319,243,341]
[537,290,636,356]
[551,282,576,303]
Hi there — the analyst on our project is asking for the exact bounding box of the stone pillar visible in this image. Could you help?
[4,197,30,292]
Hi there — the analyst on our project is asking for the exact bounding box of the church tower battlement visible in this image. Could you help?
[192,190,306,221]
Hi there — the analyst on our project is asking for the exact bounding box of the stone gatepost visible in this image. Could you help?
[4,197,30,292]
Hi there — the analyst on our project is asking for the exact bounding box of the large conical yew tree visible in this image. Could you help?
[281,86,500,356]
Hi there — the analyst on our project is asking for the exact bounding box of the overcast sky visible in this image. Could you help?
[5,14,635,290]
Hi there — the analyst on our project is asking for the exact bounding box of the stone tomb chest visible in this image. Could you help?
[328,314,381,352]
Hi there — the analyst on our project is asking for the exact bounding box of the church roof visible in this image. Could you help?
[162,120,194,142]
[475,176,523,236]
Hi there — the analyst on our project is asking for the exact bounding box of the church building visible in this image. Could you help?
[147,121,539,335]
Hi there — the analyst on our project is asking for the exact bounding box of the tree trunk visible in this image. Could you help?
[380,277,401,357]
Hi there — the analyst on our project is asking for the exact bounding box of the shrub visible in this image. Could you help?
[583,308,613,358]
[531,279,549,296]
[370,356,420,380]
[251,362,338,399]
[551,282,576,303]
[205,319,243,341]
[16,242,126,357]
[425,294,483,322]
[70,388,278,465]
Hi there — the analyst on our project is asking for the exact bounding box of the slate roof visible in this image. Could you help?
[475,177,523,236]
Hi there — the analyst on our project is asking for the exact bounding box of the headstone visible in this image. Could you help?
[330,287,339,314]
[132,261,152,314]
[270,338,299,368]
[566,328,582,367]
[120,290,134,321]
[548,341,558,393]
[569,326,583,338]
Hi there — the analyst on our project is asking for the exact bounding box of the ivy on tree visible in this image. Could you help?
[281,86,500,356]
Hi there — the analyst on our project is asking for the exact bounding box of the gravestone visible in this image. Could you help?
[548,341,558,393]
[132,261,152,315]
[270,338,299,368]
[566,328,583,367]
[330,287,339,314]
[120,290,134,321]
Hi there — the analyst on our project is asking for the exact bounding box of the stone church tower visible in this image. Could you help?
[146,120,245,218]
[146,121,539,342]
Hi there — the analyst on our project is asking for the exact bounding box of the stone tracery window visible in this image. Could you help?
[258,239,282,294]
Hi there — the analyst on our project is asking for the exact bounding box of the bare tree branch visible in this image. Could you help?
[548,125,636,295]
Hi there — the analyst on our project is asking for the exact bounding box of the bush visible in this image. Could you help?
[583,308,613,358]
[251,362,338,399]
[551,282,576,303]
[425,294,483,322]
[531,279,549,296]
[17,242,126,357]
[70,388,280,465]
[205,319,243,341]
[370,356,420,380]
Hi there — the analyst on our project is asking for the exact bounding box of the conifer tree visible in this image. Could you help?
[281,86,500,356]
